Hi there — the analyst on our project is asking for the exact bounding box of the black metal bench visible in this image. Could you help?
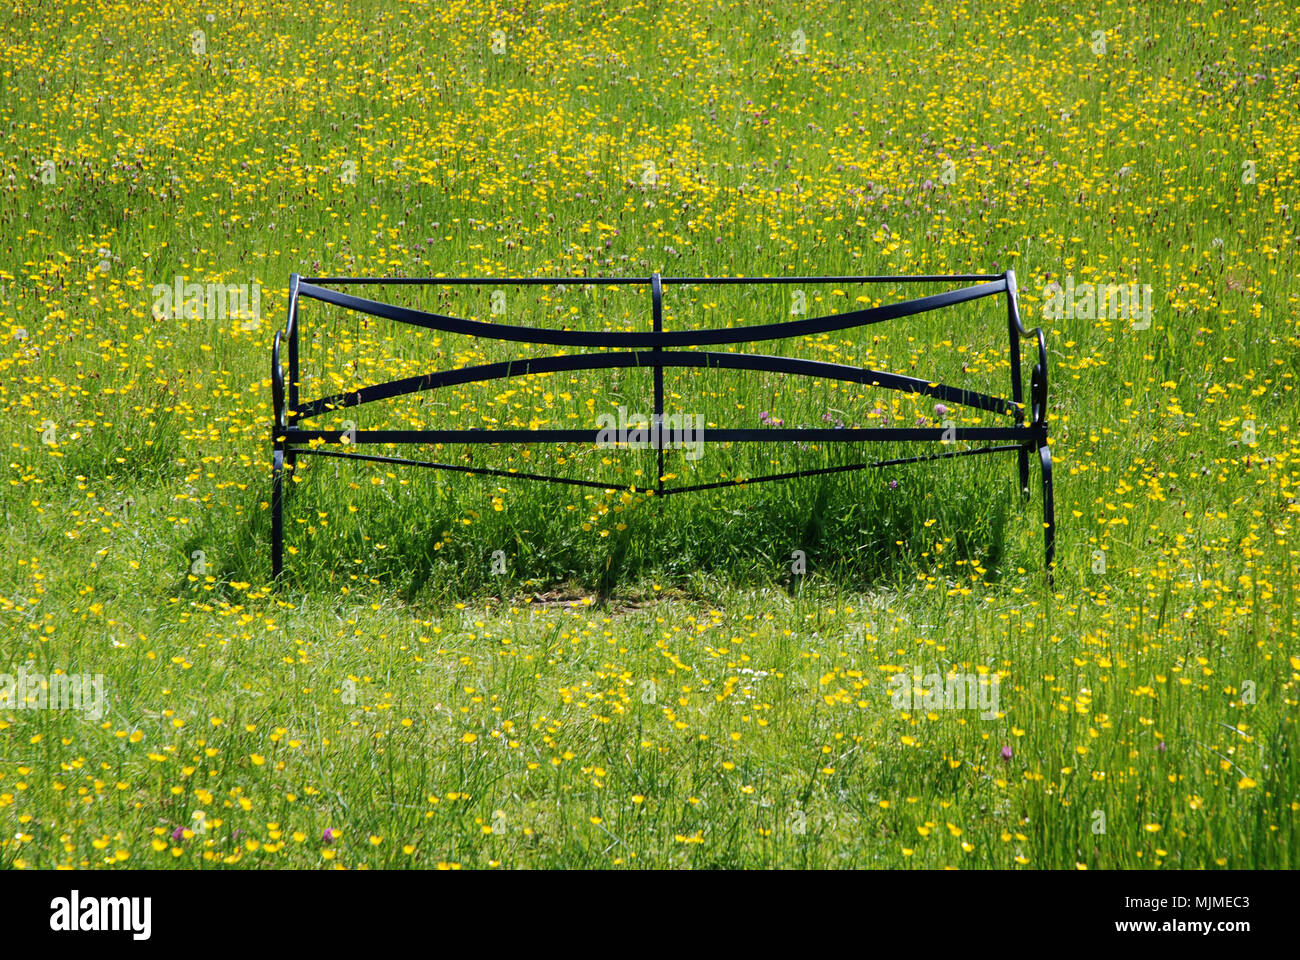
[271,271,1055,580]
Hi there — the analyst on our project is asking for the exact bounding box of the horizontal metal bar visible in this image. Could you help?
[661,275,1004,285]
[280,426,1040,445]
[299,274,1003,286]
[301,276,649,286]
[293,350,1017,422]
[660,444,1027,495]
[295,278,1007,349]
[294,442,1026,497]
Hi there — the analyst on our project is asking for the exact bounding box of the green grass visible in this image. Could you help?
[0,0,1296,869]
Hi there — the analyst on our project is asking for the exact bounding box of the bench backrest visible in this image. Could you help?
[273,272,1047,490]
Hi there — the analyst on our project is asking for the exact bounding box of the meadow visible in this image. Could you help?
[0,0,1296,869]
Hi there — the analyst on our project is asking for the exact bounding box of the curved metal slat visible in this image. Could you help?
[295,278,1007,349]
[294,350,1017,421]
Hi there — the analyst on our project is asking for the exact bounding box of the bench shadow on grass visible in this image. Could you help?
[337,460,1014,603]
[204,454,1024,605]
[688,470,1015,596]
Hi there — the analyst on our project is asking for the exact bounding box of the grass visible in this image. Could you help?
[0,0,1296,869]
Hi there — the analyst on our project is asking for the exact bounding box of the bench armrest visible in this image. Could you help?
[1006,270,1049,431]
[272,327,286,433]
[271,275,302,436]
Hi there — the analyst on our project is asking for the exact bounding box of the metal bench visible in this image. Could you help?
[271,271,1055,580]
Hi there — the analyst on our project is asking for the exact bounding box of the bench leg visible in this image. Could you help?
[1038,439,1055,583]
[272,448,285,579]
[1018,444,1030,496]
